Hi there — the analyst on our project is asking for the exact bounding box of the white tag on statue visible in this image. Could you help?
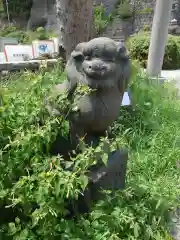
[121,91,131,106]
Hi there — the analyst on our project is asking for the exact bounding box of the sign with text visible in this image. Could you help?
[4,45,34,62]
[32,40,55,58]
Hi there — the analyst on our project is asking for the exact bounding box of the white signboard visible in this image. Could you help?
[4,45,34,62]
[0,52,6,62]
[51,37,59,53]
[32,40,55,58]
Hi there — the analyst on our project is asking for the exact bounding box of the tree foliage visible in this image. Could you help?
[127,32,180,70]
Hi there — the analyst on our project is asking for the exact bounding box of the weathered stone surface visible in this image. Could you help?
[46,0,57,30]
[49,37,131,146]
[103,18,133,42]
[88,150,128,191]
[73,149,128,214]
[27,0,57,31]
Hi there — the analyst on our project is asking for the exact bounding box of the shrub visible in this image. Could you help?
[127,32,180,70]
[116,1,133,20]
[0,63,180,239]
[93,3,113,35]
[143,24,150,32]
[0,24,18,37]
[36,27,45,33]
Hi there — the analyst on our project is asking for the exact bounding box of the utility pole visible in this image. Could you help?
[147,0,173,77]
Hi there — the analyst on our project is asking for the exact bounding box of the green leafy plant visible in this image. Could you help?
[35,27,47,40]
[0,61,180,239]
[143,24,150,32]
[0,24,18,37]
[93,3,113,35]
[0,25,57,44]
[117,0,133,20]
[127,32,180,69]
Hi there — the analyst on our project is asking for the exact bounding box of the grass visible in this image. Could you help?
[0,62,180,239]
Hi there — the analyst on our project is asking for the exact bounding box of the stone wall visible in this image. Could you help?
[94,0,119,14]
[132,0,154,32]
[103,18,133,42]
[134,13,154,32]
[133,0,180,32]
[103,0,180,41]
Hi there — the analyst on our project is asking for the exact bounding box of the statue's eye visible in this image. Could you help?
[71,51,84,62]
[74,54,84,62]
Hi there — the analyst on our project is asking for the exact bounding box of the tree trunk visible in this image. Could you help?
[56,0,93,61]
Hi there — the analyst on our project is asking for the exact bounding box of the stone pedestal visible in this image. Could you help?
[72,149,128,215]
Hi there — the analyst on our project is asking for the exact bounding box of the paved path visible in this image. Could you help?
[161,69,180,79]
[143,69,180,91]
[161,70,180,88]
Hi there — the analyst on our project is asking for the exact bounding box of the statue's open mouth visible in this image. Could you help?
[84,69,107,80]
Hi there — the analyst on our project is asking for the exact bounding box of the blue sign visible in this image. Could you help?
[38,44,48,53]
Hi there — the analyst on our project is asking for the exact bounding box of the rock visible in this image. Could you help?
[27,0,47,31]
[46,0,57,31]
[88,149,128,194]
[74,150,128,214]
[27,0,57,31]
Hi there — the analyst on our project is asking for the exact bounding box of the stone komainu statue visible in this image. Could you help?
[49,37,131,145]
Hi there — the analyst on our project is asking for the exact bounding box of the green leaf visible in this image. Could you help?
[55,179,61,197]
[79,175,88,191]
[133,222,140,238]
[8,222,17,235]
[102,153,109,165]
